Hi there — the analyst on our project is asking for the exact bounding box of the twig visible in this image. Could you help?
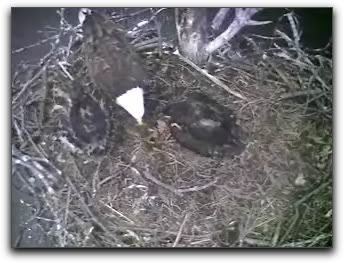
[11,35,58,54]
[38,66,48,127]
[269,61,300,91]
[279,89,323,100]
[272,220,282,246]
[127,8,166,40]
[150,8,168,19]
[279,185,318,244]
[286,12,301,59]
[102,202,136,225]
[65,172,123,245]
[281,234,331,247]
[129,28,155,44]
[13,120,24,143]
[127,8,151,17]
[295,180,332,207]
[97,171,122,187]
[172,213,189,247]
[62,185,71,246]
[173,50,246,100]
[142,165,183,197]
[179,179,218,193]
[58,61,74,81]
[65,176,95,218]
[13,168,37,195]
[92,159,103,198]
[135,43,160,52]
[133,36,160,50]
[12,7,77,105]
[12,156,57,194]
[12,65,46,105]
[21,127,48,158]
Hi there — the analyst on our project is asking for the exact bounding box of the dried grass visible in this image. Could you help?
[11,8,332,247]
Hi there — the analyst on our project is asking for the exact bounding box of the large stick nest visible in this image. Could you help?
[11,8,332,247]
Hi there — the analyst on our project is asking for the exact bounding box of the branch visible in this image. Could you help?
[173,50,246,100]
[286,12,302,59]
[246,20,272,26]
[172,213,189,247]
[12,66,46,105]
[142,165,183,197]
[206,8,263,54]
[179,178,218,193]
[211,8,231,31]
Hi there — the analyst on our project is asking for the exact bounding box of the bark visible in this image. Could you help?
[211,8,231,31]
[175,8,209,65]
[206,8,263,54]
[175,8,268,65]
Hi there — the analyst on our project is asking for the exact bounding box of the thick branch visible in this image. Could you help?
[211,8,231,31]
[175,8,209,64]
[206,8,262,54]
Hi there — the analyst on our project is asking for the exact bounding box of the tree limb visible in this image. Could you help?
[206,8,262,54]
[247,20,273,26]
[211,8,231,31]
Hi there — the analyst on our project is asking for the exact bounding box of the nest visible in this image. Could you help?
[12,8,332,247]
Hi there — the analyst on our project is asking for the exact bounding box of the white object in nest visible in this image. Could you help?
[173,49,180,55]
[130,20,149,32]
[137,20,149,28]
[116,87,144,125]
